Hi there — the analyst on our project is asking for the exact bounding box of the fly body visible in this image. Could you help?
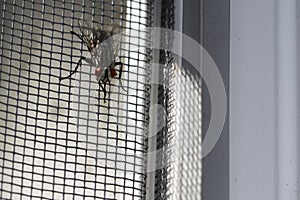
[60,19,126,103]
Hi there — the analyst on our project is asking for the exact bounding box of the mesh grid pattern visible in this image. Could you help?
[0,0,202,199]
[170,66,202,200]
[154,0,175,198]
[155,0,202,199]
[0,0,152,199]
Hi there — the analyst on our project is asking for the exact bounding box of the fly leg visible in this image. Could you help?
[98,68,109,103]
[114,62,127,92]
[60,56,86,81]
[71,30,93,52]
[70,30,84,43]
[60,56,94,81]
[98,81,107,103]
[104,68,110,103]
[59,30,92,81]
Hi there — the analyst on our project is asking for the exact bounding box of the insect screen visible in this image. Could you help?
[0,0,202,199]
[0,0,152,199]
[154,0,202,199]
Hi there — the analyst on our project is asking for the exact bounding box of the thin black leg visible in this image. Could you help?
[98,81,107,103]
[70,31,84,42]
[114,62,123,79]
[60,56,85,81]
[114,62,127,92]
[71,31,92,52]
[104,82,107,103]
[105,68,110,84]
[104,69,109,102]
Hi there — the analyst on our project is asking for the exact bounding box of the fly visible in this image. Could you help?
[60,19,126,103]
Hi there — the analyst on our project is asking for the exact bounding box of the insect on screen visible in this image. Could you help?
[0,0,152,199]
[0,0,203,199]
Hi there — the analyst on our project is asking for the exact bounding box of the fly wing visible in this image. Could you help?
[93,25,122,70]
[112,33,121,62]
[102,24,122,63]
[93,35,114,70]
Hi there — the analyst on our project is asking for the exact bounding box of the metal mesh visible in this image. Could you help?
[0,0,152,199]
[155,0,202,199]
[170,66,202,200]
[0,0,201,199]
[156,49,202,199]
[154,0,175,198]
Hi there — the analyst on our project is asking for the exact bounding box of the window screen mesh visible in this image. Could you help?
[0,0,152,199]
[0,0,202,199]
[155,0,202,199]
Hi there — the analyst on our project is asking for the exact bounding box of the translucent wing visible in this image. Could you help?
[112,33,122,60]
[92,25,122,82]
[92,25,122,69]
[93,36,114,68]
